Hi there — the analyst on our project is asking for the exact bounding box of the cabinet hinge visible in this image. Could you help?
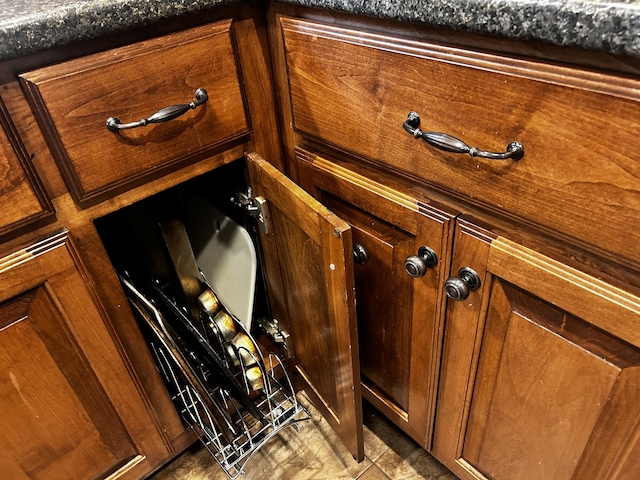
[257,317,290,350]
[234,187,270,234]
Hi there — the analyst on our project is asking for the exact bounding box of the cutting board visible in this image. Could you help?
[183,195,257,330]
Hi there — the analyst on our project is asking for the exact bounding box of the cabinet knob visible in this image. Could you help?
[444,267,482,301]
[404,246,438,278]
[353,243,369,265]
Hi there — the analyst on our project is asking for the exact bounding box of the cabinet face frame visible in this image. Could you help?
[434,217,640,480]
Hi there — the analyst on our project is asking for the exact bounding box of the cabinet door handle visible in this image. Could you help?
[106,88,208,132]
[353,243,369,265]
[404,246,438,278]
[403,112,524,161]
[444,267,482,301]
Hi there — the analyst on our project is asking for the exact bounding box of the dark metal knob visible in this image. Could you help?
[445,267,482,301]
[404,246,438,278]
[353,243,369,265]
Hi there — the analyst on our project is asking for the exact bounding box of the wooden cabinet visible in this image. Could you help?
[246,153,364,460]
[295,149,456,446]
[271,7,640,480]
[434,218,640,480]
[1,2,640,478]
[0,7,282,479]
[277,16,640,270]
[94,152,366,464]
[289,144,640,478]
[0,232,152,479]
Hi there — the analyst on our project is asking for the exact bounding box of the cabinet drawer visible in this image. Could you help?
[0,97,53,239]
[20,20,250,206]
[281,18,640,267]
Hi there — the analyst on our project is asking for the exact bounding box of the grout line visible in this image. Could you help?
[356,463,393,480]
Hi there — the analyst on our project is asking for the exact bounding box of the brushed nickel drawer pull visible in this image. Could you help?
[403,112,524,161]
[106,88,208,132]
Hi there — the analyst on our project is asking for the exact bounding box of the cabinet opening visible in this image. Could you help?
[95,159,271,331]
[94,158,311,478]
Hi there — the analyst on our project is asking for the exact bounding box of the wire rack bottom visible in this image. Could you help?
[154,344,311,479]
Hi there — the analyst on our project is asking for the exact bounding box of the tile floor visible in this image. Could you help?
[150,396,458,480]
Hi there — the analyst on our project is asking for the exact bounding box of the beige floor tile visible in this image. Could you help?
[357,465,392,480]
[148,467,176,480]
[151,395,458,480]
[154,397,371,480]
[363,423,389,464]
[375,438,457,480]
[362,403,407,462]
[155,444,218,480]
[232,411,372,480]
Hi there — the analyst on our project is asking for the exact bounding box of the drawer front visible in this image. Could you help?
[21,20,250,206]
[0,97,53,239]
[281,18,640,267]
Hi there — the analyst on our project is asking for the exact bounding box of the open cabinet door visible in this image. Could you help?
[246,152,364,461]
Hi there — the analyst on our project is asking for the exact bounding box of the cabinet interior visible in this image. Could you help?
[95,159,272,333]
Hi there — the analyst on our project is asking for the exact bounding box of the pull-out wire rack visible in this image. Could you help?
[154,346,309,479]
[121,274,310,479]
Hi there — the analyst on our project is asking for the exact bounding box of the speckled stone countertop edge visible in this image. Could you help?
[0,0,241,62]
[1,0,640,62]
[278,0,640,58]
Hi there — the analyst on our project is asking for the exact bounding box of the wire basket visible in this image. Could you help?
[154,344,309,478]
[121,274,310,479]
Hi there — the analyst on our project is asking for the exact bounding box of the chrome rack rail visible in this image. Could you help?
[120,273,310,479]
[155,347,309,478]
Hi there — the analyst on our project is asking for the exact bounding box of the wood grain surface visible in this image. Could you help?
[280,17,640,270]
[20,20,250,206]
[0,96,53,239]
[247,152,364,461]
[296,148,457,448]
[435,217,640,480]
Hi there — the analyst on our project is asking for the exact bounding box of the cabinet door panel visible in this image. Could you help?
[246,152,363,461]
[464,280,637,479]
[0,290,133,479]
[434,218,640,480]
[0,233,147,480]
[348,215,414,411]
[296,150,457,446]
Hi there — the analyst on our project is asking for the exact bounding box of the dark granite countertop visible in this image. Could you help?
[282,0,640,57]
[1,0,639,62]
[0,0,241,62]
